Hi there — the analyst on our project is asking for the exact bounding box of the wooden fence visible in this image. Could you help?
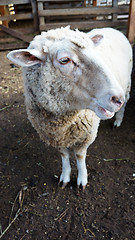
[0,0,38,50]
[0,0,134,50]
[37,0,130,31]
[0,0,38,31]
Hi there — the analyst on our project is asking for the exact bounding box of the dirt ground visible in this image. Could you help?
[0,48,135,240]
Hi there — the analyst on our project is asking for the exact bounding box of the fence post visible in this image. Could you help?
[112,0,118,22]
[30,0,39,32]
[128,0,135,43]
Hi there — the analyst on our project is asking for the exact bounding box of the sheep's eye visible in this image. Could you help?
[59,57,71,65]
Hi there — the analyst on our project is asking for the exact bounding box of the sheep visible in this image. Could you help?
[7,26,132,189]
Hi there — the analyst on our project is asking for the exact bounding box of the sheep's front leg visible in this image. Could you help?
[74,148,88,190]
[59,148,71,188]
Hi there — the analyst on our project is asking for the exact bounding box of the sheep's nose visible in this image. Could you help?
[111,96,123,107]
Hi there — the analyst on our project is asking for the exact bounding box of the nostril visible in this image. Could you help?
[112,96,122,106]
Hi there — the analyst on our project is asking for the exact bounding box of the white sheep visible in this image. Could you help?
[7,27,132,189]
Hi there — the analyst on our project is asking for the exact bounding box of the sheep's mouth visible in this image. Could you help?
[97,105,115,119]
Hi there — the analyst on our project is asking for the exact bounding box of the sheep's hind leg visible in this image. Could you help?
[114,82,131,127]
[114,102,127,127]
[74,148,88,190]
[59,148,71,189]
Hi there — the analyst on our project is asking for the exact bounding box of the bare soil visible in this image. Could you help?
[0,50,135,240]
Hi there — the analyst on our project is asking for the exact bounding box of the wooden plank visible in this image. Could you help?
[38,6,129,17]
[40,20,128,31]
[0,42,28,50]
[0,25,33,43]
[128,0,135,43]
[0,13,33,21]
[0,0,30,5]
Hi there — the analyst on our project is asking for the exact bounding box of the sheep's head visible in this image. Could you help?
[7,27,124,119]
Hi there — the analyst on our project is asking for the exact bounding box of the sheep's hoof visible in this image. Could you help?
[113,119,122,127]
[61,182,68,189]
[58,180,68,189]
[77,184,86,191]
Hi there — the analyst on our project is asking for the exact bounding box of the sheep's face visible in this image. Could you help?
[7,28,125,119]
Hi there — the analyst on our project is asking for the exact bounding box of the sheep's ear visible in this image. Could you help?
[7,49,45,67]
[90,34,103,46]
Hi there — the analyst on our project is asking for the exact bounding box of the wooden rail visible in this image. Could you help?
[0,13,33,21]
[40,20,128,31]
[0,0,31,5]
[38,6,129,17]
